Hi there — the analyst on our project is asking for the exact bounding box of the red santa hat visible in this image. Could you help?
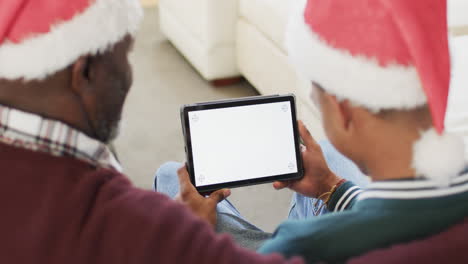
[286,0,466,183]
[0,0,143,80]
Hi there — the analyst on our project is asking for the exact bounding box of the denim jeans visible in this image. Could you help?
[154,141,368,250]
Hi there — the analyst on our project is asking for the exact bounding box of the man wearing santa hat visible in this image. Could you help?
[0,0,306,263]
[162,0,468,262]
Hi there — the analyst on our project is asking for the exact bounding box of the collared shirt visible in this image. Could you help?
[359,170,468,200]
[0,104,122,172]
[328,168,468,212]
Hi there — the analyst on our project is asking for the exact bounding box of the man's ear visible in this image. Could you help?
[338,100,354,131]
[71,55,92,95]
[322,93,353,132]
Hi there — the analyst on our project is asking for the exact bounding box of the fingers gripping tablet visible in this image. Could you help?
[181,95,304,193]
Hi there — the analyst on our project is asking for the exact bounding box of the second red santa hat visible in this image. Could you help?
[286,0,466,183]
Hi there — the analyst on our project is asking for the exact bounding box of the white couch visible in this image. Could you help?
[236,0,325,139]
[159,0,325,138]
[449,0,468,36]
[446,35,468,157]
[160,0,468,141]
[159,0,239,81]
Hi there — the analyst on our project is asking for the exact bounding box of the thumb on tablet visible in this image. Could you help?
[209,189,231,203]
[298,120,319,149]
[273,181,290,190]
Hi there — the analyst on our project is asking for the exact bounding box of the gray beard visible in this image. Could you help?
[97,118,122,144]
[107,120,122,143]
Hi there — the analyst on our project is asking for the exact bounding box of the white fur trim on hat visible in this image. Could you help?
[413,128,466,185]
[0,0,143,80]
[285,0,427,111]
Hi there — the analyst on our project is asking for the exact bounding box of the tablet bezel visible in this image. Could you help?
[181,94,304,193]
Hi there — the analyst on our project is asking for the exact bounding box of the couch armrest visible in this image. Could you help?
[159,0,240,80]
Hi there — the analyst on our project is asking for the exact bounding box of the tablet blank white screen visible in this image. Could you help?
[188,101,298,187]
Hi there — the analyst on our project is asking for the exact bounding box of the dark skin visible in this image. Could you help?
[4,32,430,227]
[178,83,433,226]
[177,166,231,226]
[177,120,340,204]
[0,34,230,225]
[272,120,341,198]
[0,35,134,143]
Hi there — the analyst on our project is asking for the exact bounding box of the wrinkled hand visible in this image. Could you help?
[176,165,231,226]
[273,121,341,199]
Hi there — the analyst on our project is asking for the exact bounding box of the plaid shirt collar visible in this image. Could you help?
[0,105,122,172]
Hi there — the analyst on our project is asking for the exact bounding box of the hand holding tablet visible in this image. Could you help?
[181,95,304,193]
[272,121,341,198]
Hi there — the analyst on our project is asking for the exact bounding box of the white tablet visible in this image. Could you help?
[181,95,303,193]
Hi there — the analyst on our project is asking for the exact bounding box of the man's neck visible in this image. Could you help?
[364,131,419,182]
[0,77,95,139]
[368,160,416,181]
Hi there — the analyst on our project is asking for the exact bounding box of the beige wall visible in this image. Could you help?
[452,26,468,36]
[141,0,158,7]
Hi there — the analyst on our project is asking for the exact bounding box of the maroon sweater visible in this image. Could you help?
[0,142,302,264]
[350,218,468,263]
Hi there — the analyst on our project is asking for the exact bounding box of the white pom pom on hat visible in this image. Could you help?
[413,129,466,184]
[286,0,467,183]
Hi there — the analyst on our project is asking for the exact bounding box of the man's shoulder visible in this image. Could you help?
[279,210,360,233]
[0,140,131,188]
[259,192,468,263]
[259,211,349,248]
[258,210,381,263]
[0,141,186,229]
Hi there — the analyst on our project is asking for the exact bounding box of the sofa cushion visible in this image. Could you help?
[239,0,293,52]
